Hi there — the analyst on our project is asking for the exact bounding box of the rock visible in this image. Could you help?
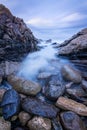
[61,64,82,83]
[27,116,51,130]
[82,80,87,92]
[56,97,87,116]
[1,89,20,119]
[0,88,6,102]
[18,111,31,126]
[0,4,38,62]
[22,97,59,118]
[11,115,18,121]
[58,28,87,55]
[60,111,86,130]
[0,117,11,130]
[43,76,65,100]
[7,74,41,96]
[38,72,52,79]
[52,119,63,130]
[0,61,20,77]
[0,77,2,83]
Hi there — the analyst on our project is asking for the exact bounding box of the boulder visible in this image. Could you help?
[22,97,59,118]
[60,111,86,130]
[1,89,20,119]
[27,116,51,130]
[7,74,41,96]
[0,117,11,130]
[61,64,82,83]
[56,97,87,116]
[18,111,31,126]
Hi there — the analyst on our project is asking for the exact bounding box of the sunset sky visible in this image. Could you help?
[1,0,87,42]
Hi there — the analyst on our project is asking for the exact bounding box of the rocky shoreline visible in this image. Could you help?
[0,4,87,130]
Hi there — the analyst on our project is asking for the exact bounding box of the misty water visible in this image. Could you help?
[18,41,69,81]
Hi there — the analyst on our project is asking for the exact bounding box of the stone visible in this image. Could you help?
[44,78,65,100]
[56,97,87,116]
[60,111,86,130]
[52,119,63,130]
[38,72,52,79]
[18,111,31,126]
[82,80,87,92]
[61,64,82,83]
[0,88,6,102]
[0,117,11,130]
[22,97,59,118]
[27,116,51,130]
[1,89,20,119]
[7,74,41,96]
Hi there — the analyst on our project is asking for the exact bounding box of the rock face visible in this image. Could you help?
[60,111,86,130]
[27,116,51,130]
[0,4,38,62]
[22,97,59,118]
[58,28,87,56]
[7,74,41,96]
[56,97,87,116]
[61,64,82,83]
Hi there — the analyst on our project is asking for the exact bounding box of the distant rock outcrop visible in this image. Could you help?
[58,28,87,79]
[58,28,87,57]
[0,4,38,62]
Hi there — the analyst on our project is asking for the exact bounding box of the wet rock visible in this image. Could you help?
[1,89,20,119]
[82,80,87,92]
[56,97,87,116]
[22,97,59,118]
[44,77,65,100]
[38,72,52,79]
[0,117,11,130]
[60,111,86,130]
[27,116,51,130]
[61,64,82,83]
[66,84,87,100]
[0,88,6,102]
[52,119,63,130]
[7,75,41,96]
[18,111,31,126]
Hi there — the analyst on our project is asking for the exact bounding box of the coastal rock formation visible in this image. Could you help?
[0,4,38,62]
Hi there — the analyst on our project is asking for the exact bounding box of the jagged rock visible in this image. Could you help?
[0,117,11,130]
[58,28,87,56]
[7,74,41,96]
[56,97,87,116]
[22,97,59,118]
[0,4,38,62]
[27,116,51,130]
[61,64,82,83]
[60,111,86,130]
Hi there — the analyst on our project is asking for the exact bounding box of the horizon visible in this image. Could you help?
[1,0,87,43]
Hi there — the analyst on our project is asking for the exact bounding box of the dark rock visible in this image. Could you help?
[1,89,20,119]
[22,97,59,118]
[0,4,38,62]
[81,80,87,92]
[60,111,86,130]
[52,119,63,130]
[43,75,65,100]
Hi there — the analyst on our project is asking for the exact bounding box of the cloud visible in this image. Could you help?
[26,12,87,29]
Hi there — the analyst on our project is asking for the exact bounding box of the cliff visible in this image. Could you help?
[0,4,38,62]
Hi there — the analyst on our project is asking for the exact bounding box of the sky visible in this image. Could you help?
[1,0,87,42]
